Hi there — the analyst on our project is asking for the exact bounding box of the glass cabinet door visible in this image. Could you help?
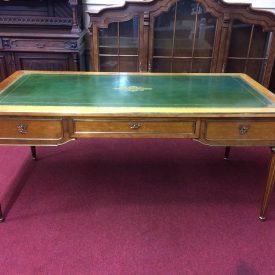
[98,16,140,72]
[225,20,271,83]
[152,0,217,73]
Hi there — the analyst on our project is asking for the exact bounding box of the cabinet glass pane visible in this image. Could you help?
[99,56,118,72]
[153,58,171,72]
[192,58,211,72]
[249,26,270,58]
[173,0,196,57]
[226,59,245,73]
[99,22,118,55]
[119,56,138,72]
[226,21,270,82]
[153,4,176,56]
[152,0,215,73]
[228,20,251,57]
[269,62,275,92]
[193,10,216,57]
[246,59,266,82]
[172,59,192,72]
[119,17,139,55]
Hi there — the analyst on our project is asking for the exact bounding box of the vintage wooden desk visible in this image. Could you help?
[0,71,275,222]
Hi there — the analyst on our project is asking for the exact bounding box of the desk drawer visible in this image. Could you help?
[205,120,275,141]
[0,118,63,140]
[73,119,198,137]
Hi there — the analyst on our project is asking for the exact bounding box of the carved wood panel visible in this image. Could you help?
[0,0,82,31]
[14,52,70,71]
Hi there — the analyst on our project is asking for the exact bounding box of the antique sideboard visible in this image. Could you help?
[0,0,86,82]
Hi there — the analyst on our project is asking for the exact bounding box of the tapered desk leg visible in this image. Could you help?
[224,146,231,160]
[259,148,275,221]
[0,147,36,224]
[31,146,37,160]
[0,203,4,223]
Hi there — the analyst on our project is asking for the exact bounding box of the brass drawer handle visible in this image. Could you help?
[239,125,249,135]
[130,123,141,129]
[17,123,28,134]
[35,42,46,48]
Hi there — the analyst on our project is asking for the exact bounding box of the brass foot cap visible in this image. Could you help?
[259,216,267,222]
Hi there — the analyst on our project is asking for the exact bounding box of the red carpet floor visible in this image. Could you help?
[0,139,274,274]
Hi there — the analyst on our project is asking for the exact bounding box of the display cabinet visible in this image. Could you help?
[0,0,86,82]
[87,0,275,90]
[97,16,140,72]
[225,20,272,84]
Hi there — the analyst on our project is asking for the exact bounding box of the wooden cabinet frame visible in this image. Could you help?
[0,52,11,81]
[87,0,275,88]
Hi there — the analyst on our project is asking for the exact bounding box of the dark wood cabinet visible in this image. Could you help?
[0,52,10,81]
[87,0,275,90]
[14,52,71,71]
[0,0,86,82]
[270,62,275,92]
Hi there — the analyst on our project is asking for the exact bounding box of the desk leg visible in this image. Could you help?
[259,147,275,221]
[0,147,36,224]
[0,203,4,223]
[31,146,37,160]
[224,146,231,160]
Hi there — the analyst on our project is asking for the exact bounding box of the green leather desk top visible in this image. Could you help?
[0,73,274,108]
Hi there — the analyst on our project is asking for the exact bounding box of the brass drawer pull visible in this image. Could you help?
[17,123,28,134]
[35,42,46,48]
[239,125,249,135]
[130,123,141,129]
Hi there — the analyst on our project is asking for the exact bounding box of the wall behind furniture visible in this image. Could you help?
[83,0,275,14]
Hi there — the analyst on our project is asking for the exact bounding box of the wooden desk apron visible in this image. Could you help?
[0,71,275,222]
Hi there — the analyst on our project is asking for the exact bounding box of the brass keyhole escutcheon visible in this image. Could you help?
[130,123,141,130]
[17,123,28,134]
[239,125,249,135]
